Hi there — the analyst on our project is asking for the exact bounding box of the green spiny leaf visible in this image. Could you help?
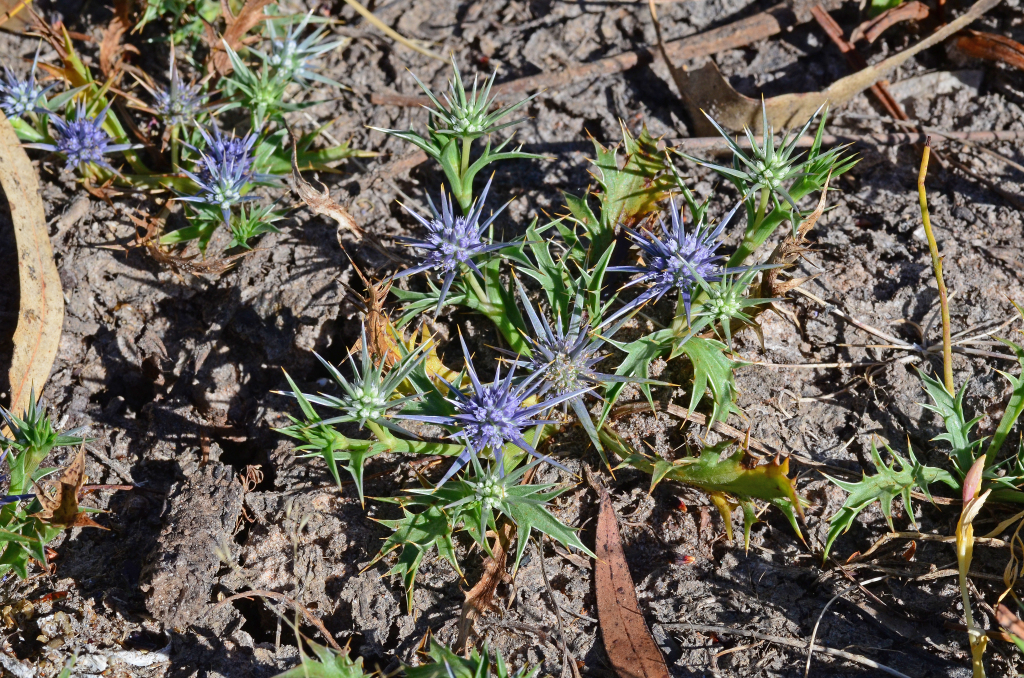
[675,336,743,425]
[823,440,957,559]
[369,505,460,612]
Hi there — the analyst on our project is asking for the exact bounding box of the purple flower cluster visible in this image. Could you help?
[607,198,743,324]
[179,125,269,223]
[26,102,132,173]
[393,178,510,313]
[151,52,205,126]
[0,46,54,119]
[407,335,588,486]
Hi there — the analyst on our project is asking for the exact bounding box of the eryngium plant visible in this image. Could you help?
[0,395,87,578]
[277,66,852,614]
[374,57,541,213]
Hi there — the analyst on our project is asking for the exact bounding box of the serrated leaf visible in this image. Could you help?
[504,490,594,574]
[273,642,370,678]
[823,440,958,559]
[588,125,673,257]
[369,504,460,612]
[406,640,537,678]
[600,328,674,428]
[986,336,1024,464]
[919,370,983,475]
[617,441,804,548]
[675,336,743,425]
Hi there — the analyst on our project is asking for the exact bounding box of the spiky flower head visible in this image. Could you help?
[0,393,85,458]
[393,177,511,313]
[607,197,745,325]
[25,101,132,173]
[406,335,589,486]
[151,50,207,126]
[682,267,777,349]
[0,45,55,119]
[261,10,345,88]
[506,280,638,450]
[683,101,828,211]
[278,325,427,435]
[412,56,537,141]
[179,124,273,224]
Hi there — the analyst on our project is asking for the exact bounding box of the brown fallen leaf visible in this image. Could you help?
[655,0,999,133]
[1,110,64,415]
[31,448,107,530]
[99,0,131,79]
[759,172,831,301]
[953,29,1024,71]
[455,521,514,652]
[288,128,363,237]
[205,0,273,77]
[342,250,398,367]
[590,469,670,678]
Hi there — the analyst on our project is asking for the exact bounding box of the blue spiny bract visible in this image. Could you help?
[392,178,512,313]
[407,335,589,486]
[26,102,133,174]
[0,46,54,119]
[607,197,744,324]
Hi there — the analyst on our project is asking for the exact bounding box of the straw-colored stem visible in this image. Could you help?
[918,141,954,394]
[341,0,446,62]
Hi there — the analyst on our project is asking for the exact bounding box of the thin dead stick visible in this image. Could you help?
[664,623,912,678]
[853,531,1018,562]
[918,140,954,394]
[805,576,886,677]
[341,0,446,62]
[371,2,797,107]
[215,590,342,652]
[792,288,920,350]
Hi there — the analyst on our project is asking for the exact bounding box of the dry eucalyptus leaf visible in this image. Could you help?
[594,480,670,678]
[0,110,64,415]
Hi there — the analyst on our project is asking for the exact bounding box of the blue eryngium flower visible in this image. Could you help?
[179,125,271,224]
[393,178,511,313]
[606,198,744,325]
[407,335,589,486]
[0,46,55,119]
[25,102,132,173]
[151,50,206,126]
[261,11,346,88]
[506,280,636,450]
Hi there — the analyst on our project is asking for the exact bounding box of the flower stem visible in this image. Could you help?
[460,136,472,182]
[918,140,954,395]
[752,187,770,234]
[170,124,181,172]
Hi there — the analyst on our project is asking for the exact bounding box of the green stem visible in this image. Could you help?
[365,421,397,447]
[460,136,472,182]
[464,270,490,307]
[753,187,770,236]
[171,124,181,172]
[918,142,954,396]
